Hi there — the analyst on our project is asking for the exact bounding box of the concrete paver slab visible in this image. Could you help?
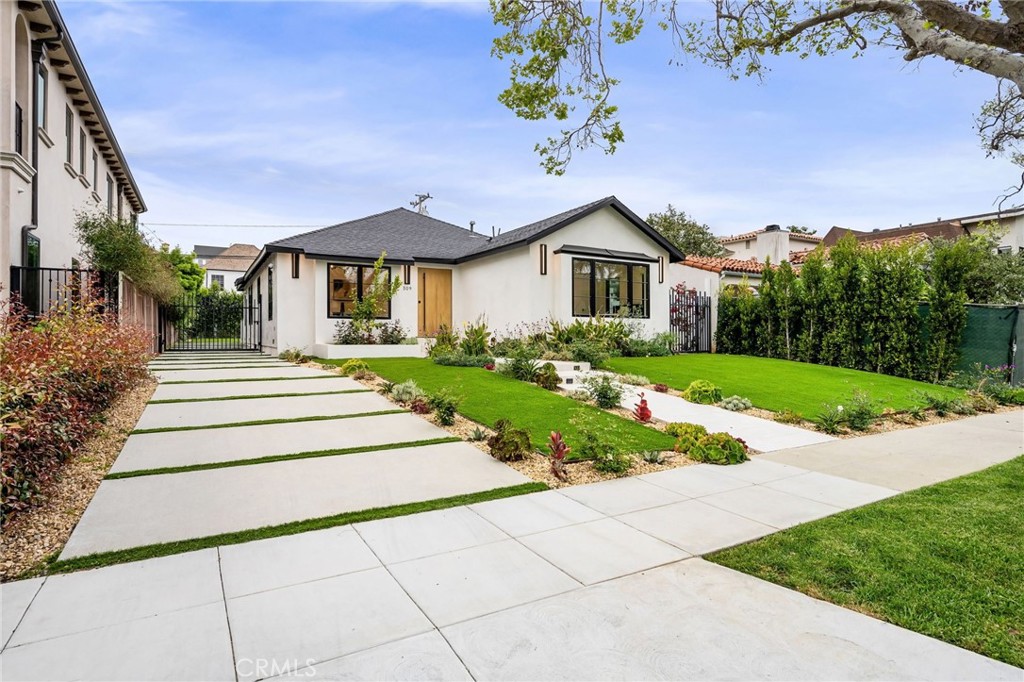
[763,410,1024,491]
[621,387,837,452]
[354,506,508,565]
[218,528,380,599]
[559,476,687,516]
[62,443,529,559]
[441,558,1020,681]
[151,376,363,401]
[468,490,603,537]
[388,539,581,626]
[709,458,807,484]
[700,484,844,529]
[281,631,472,681]
[110,412,448,472]
[149,358,291,367]
[517,517,688,585]
[154,366,330,382]
[764,471,898,508]
[134,391,397,430]
[638,464,752,498]
[10,550,222,646]
[227,567,432,682]
[617,499,777,555]
[0,602,235,682]
[0,577,43,648]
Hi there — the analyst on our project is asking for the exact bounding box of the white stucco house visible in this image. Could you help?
[2,0,146,304]
[238,196,686,356]
[195,243,258,290]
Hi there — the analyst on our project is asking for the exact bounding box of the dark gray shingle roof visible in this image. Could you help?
[268,208,488,262]
[464,196,613,255]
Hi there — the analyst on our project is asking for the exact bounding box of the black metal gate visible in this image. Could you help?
[669,288,712,353]
[159,291,261,352]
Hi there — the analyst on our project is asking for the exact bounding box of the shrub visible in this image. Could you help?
[432,353,493,367]
[914,391,962,417]
[333,320,367,345]
[500,345,541,382]
[377,320,406,345]
[487,419,532,461]
[592,450,634,474]
[459,318,491,356]
[339,358,369,376]
[967,391,999,413]
[622,336,671,357]
[652,383,669,393]
[484,362,496,371]
[687,432,748,465]
[569,389,591,402]
[534,362,561,390]
[428,324,459,357]
[1,299,150,521]
[665,422,708,439]
[572,416,615,462]
[378,380,395,396]
[583,374,624,409]
[548,431,570,481]
[617,373,650,386]
[681,380,722,404]
[994,386,1024,405]
[351,368,376,381]
[640,450,666,464]
[391,379,424,403]
[427,389,461,426]
[409,396,432,415]
[844,390,879,431]
[568,339,609,367]
[632,392,652,423]
[279,348,308,363]
[719,395,753,411]
[773,408,804,424]
[816,405,845,434]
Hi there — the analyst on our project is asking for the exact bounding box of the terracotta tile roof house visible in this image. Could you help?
[719,227,822,245]
[822,220,966,247]
[788,232,931,265]
[681,255,770,274]
[204,243,260,273]
[823,207,1024,254]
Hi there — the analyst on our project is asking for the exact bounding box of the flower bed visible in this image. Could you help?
[1,300,151,523]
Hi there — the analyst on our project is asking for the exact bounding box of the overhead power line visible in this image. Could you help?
[141,222,329,228]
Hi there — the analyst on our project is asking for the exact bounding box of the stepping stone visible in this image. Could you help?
[153,366,330,382]
[151,377,363,401]
[134,391,397,430]
[468,490,603,537]
[618,499,776,555]
[699,485,843,529]
[559,477,687,516]
[355,506,509,565]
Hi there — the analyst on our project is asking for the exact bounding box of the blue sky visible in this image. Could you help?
[62,0,1021,250]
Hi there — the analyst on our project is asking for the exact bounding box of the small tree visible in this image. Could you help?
[927,239,977,382]
[646,205,725,257]
[160,245,205,294]
[773,261,802,360]
[351,251,402,339]
[795,249,826,364]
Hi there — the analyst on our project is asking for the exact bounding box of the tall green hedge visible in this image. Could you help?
[715,236,971,381]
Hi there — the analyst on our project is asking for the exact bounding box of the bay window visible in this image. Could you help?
[572,258,649,318]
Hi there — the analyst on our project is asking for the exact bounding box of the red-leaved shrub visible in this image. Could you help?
[1,298,151,523]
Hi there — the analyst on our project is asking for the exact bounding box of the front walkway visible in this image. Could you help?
[2,354,1021,679]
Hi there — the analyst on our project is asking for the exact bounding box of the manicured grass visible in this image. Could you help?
[45,482,549,575]
[321,358,675,456]
[709,457,1024,668]
[147,389,369,404]
[105,437,461,479]
[130,409,405,434]
[605,354,963,417]
[160,375,340,385]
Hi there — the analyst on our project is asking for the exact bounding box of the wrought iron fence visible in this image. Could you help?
[8,266,118,317]
[669,288,712,353]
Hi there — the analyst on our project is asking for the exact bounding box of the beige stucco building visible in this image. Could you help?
[1,0,145,296]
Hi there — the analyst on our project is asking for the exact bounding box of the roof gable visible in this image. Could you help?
[204,243,260,272]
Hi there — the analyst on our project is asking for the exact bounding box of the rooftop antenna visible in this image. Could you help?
[410,193,433,216]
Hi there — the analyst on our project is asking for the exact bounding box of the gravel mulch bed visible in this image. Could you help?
[1,376,157,582]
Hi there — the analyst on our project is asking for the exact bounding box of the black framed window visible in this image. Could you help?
[328,263,392,319]
[211,274,225,289]
[78,128,86,174]
[267,264,274,320]
[572,258,649,318]
[14,102,24,156]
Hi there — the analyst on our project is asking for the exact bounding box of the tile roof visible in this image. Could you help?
[789,233,931,264]
[718,228,822,244]
[203,244,260,272]
[681,255,769,274]
[822,221,965,246]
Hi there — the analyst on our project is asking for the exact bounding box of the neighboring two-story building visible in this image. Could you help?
[823,207,1024,253]
[194,243,259,289]
[2,0,146,300]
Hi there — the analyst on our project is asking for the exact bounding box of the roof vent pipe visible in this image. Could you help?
[469,220,475,233]
[765,224,781,232]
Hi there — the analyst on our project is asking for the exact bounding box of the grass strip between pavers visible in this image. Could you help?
[47,482,550,574]
[147,389,370,404]
[153,364,289,371]
[161,375,341,385]
[130,409,406,434]
[105,436,462,479]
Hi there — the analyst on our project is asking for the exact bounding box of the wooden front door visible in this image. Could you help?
[418,268,452,337]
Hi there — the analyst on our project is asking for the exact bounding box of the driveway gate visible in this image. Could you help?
[669,288,712,353]
[159,291,261,352]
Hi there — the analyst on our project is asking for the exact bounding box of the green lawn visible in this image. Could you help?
[709,457,1024,668]
[605,354,963,417]
[318,358,675,457]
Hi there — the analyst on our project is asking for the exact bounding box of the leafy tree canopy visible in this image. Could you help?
[491,0,1024,178]
[959,223,1024,303]
[787,225,818,235]
[159,244,205,294]
[647,204,726,256]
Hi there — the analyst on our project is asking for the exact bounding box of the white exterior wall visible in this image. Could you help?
[1,3,138,292]
[723,232,820,262]
[204,268,243,289]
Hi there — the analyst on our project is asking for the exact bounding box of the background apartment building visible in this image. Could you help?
[1,0,146,296]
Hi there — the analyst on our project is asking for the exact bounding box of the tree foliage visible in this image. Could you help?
[159,245,205,294]
[647,204,725,256]
[491,0,1024,177]
[74,212,182,303]
[961,223,1024,303]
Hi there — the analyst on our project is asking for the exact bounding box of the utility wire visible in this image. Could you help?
[141,222,329,228]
